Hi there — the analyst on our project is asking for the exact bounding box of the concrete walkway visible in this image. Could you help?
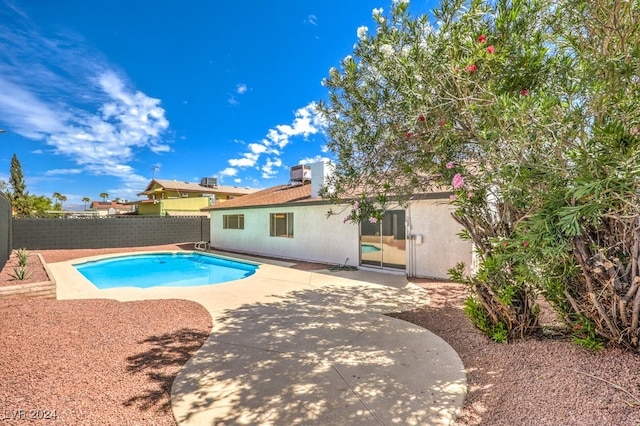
[49,251,467,425]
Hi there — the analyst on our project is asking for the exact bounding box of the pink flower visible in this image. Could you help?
[449,194,458,202]
[520,88,529,96]
[452,173,464,189]
[465,64,478,73]
[369,217,378,223]
[445,161,454,169]
[523,241,529,248]
[467,191,474,198]
[353,201,359,210]
[486,45,495,54]
[406,132,413,138]
[631,127,639,136]
[418,115,425,122]
[439,119,446,127]
[478,34,486,43]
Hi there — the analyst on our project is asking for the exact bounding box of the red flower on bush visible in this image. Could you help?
[520,88,529,96]
[418,115,425,122]
[477,34,486,43]
[406,132,413,138]
[465,64,478,73]
[486,45,495,54]
[439,119,446,127]
[523,241,529,248]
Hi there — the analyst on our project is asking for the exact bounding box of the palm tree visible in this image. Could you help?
[100,192,109,202]
[52,192,61,205]
[52,192,67,210]
[82,197,90,210]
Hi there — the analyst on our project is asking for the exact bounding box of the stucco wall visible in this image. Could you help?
[209,198,472,279]
[210,204,360,266]
[138,198,210,216]
[407,199,473,279]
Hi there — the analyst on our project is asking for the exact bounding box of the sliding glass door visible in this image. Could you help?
[360,210,406,269]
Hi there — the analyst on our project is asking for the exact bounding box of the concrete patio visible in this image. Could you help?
[48,251,467,425]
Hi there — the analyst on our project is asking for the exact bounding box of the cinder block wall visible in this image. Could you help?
[0,194,11,269]
[12,217,211,250]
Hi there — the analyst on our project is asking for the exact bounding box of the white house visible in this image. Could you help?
[202,162,472,279]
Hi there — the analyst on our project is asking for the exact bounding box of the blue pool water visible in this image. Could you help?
[75,252,258,289]
[361,244,381,253]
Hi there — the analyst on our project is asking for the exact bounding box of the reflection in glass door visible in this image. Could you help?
[360,210,406,269]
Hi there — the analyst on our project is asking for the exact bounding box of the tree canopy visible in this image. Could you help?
[319,0,640,349]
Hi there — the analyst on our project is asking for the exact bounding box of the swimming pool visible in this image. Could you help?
[74,252,258,289]
[361,244,381,253]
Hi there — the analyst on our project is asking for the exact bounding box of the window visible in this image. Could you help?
[223,214,244,229]
[270,212,294,238]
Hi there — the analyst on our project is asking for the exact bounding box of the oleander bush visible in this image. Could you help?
[320,0,640,349]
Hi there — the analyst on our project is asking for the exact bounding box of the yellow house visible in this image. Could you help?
[135,178,257,216]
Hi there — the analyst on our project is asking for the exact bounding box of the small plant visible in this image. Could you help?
[16,248,29,267]
[463,295,509,343]
[570,315,605,351]
[9,265,31,281]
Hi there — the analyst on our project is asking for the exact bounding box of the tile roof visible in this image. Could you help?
[201,180,453,212]
[140,179,257,196]
[202,182,320,210]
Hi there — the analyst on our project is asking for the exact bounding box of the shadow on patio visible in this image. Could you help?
[169,280,466,425]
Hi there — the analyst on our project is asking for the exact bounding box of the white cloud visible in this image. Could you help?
[0,76,68,139]
[233,178,241,183]
[229,156,257,167]
[227,95,239,106]
[236,83,248,94]
[217,101,326,182]
[265,102,324,149]
[261,157,282,179]
[45,168,83,176]
[298,156,331,166]
[0,10,171,196]
[219,167,238,177]
[306,14,318,26]
[248,143,267,155]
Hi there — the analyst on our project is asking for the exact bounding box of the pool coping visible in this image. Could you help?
[48,250,467,425]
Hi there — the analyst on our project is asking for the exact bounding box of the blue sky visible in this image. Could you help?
[0,0,435,208]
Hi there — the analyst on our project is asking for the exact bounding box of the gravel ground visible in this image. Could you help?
[1,246,640,425]
[395,280,640,426]
[0,297,211,425]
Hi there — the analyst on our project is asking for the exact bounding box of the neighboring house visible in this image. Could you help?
[202,162,472,279]
[134,178,257,216]
[89,201,134,216]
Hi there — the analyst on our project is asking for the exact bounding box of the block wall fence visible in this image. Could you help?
[0,194,11,269]
[12,216,210,250]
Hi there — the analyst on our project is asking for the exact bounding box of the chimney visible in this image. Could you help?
[310,161,334,198]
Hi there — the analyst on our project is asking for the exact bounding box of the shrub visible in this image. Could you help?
[9,265,31,281]
[16,248,29,267]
